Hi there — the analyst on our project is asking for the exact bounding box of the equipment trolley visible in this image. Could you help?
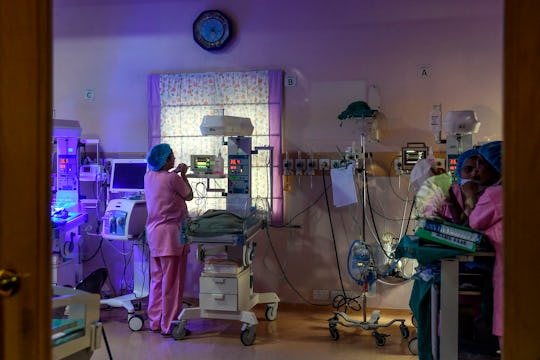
[172,209,279,345]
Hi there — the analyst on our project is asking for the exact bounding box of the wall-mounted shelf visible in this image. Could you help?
[186,173,227,179]
[186,173,226,193]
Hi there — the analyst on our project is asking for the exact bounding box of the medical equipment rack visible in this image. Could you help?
[100,199,149,331]
[172,217,279,346]
[98,236,149,331]
[327,128,410,347]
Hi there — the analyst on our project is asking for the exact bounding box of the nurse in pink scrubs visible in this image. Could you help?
[466,141,503,350]
[440,148,479,224]
[144,144,193,336]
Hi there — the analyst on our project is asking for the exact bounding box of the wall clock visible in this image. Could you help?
[193,10,232,51]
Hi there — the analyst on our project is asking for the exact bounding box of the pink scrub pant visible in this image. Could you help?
[147,249,189,334]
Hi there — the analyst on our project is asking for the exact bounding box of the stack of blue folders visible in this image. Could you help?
[415,218,484,252]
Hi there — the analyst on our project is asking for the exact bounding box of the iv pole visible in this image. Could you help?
[328,116,410,348]
[358,126,372,325]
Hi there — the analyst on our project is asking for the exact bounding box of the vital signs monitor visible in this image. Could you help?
[109,159,148,193]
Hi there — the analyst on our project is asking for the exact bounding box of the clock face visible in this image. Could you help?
[193,10,231,50]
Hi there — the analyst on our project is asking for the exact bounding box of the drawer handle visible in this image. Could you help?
[213,278,226,284]
[213,294,225,301]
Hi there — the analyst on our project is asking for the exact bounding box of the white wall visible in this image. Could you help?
[53,0,503,308]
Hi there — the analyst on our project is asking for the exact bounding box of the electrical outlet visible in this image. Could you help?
[312,289,329,301]
[319,159,330,171]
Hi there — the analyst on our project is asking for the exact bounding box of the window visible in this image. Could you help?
[148,70,283,225]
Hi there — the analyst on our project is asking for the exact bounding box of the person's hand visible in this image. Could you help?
[174,163,189,175]
[461,180,479,198]
[461,180,479,216]
[443,188,467,224]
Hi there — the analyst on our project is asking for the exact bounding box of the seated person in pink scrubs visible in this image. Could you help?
[144,143,193,337]
[440,148,480,225]
[466,141,503,350]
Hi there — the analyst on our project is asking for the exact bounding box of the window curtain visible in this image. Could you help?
[147,70,283,225]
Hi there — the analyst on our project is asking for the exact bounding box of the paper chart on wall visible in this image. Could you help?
[330,164,358,207]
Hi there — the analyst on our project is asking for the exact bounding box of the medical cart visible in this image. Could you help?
[172,209,279,346]
[100,198,149,331]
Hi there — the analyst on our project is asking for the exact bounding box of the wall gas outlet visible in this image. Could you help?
[283,159,293,175]
[295,159,306,175]
[393,157,403,174]
[306,159,317,175]
[434,157,446,170]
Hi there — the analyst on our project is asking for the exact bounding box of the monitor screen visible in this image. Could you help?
[191,154,215,174]
[109,159,148,193]
[401,146,428,171]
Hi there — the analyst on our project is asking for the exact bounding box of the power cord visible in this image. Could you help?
[263,226,331,307]
[321,168,360,313]
[270,184,331,228]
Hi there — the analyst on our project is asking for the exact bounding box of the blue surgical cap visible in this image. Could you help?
[478,140,502,174]
[456,148,479,182]
[146,143,172,171]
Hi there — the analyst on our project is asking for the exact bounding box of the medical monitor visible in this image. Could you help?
[109,159,148,194]
[191,154,215,174]
[401,143,428,172]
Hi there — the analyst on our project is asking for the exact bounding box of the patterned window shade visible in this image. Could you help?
[147,70,283,225]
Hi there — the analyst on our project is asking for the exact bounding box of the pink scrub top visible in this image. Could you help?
[144,170,191,257]
[440,183,464,221]
[469,185,503,336]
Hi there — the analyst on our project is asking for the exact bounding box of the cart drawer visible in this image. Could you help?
[199,293,237,311]
[200,276,238,294]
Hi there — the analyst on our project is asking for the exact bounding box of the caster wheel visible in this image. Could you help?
[373,332,386,347]
[329,326,339,341]
[408,337,418,355]
[128,315,144,331]
[240,326,256,346]
[172,323,186,340]
[243,242,255,267]
[265,303,278,321]
[400,323,410,339]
